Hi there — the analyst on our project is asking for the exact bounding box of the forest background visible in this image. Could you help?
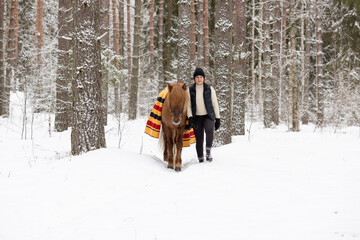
[0,0,359,154]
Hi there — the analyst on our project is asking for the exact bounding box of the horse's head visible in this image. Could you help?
[167,82,188,126]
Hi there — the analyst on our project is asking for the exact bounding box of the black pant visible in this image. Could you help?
[194,115,214,158]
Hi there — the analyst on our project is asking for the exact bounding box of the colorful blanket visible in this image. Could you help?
[145,88,196,147]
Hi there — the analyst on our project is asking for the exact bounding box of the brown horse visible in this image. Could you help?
[161,82,189,172]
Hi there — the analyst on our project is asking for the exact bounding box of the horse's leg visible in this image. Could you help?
[167,139,174,169]
[163,125,174,169]
[174,128,184,172]
[162,128,169,163]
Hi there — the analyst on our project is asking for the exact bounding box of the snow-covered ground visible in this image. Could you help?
[1,95,360,240]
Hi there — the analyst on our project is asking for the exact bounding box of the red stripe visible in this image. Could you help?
[154,104,162,112]
[183,131,195,139]
[146,120,161,130]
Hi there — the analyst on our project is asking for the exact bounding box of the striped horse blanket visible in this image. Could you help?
[144,88,196,147]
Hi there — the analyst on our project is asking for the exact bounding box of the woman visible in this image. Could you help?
[187,68,221,162]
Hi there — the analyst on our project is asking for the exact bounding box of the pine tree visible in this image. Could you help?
[5,0,19,116]
[190,0,196,68]
[289,0,299,131]
[112,0,120,118]
[178,0,191,84]
[232,0,246,135]
[214,0,232,146]
[128,0,141,120]
[55,0,72,132]
[149,0,155,86]
[272,0,281,125]
[263,0,273,128]
[157,0,165,91]
[204,0,210,73]
[301,0,311,125]
[100,0,109,124]
[118,0,126,113]
[197,0,204,68]
[315,0,324,126]
[71,0,106,155]
[0,0,4,115]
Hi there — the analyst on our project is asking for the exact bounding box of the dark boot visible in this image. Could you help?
[198,156,204,163]
[206,149,213,162]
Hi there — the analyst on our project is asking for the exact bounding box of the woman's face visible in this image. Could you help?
[195,75,204,85]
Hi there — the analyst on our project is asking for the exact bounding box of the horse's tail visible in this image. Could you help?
[158,125,164,152]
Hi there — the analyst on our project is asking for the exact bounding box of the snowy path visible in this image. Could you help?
[1,118,360,240]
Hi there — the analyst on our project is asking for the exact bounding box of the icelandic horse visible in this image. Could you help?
[161,82,189,172]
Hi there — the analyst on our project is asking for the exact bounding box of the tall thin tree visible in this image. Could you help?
[197,0,204,68]
[157,0,164,91]
[112,0,120,117]
[0,0,4,115]
[281,0,288,122]
[35,0,44,67]
[55,0,72,132]
[5,0,19,116]
[128,0,141,119]
[315,0,324,126]
[71,0,106,155]
[250,0,256,120]
[149,0,155,86]
[272,0,281,125]
[204,0,210,74]
[263,0,273,128]
[178,0,191,84]
[190,0,196,68]
[101,0,110,124]
[232,0,246,135]
[289,0,299,131]
[301,0,311,124]
[214,0,232,145]
[118,0,125,113]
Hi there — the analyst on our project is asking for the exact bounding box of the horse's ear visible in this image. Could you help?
[167,83,173,92]
[182,83,187,90]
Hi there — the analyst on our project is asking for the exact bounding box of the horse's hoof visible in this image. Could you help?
[175,167,181,172]
[167,165,174,169]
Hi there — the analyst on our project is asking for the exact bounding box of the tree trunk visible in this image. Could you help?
[112,0,120,118]
[36,0,44,67]
[190,0,196,68]
[204,0,210,74]
[258,0,263,120]
[281,0,288,123]
[33,0,44,112]
[100,0,109,124]
[302,0,311,124]
[128,0,141,120]
[149,0,155,87]
[71,0,106,155]
[232,0,246,135]
[315,0,324,126]
[214,0,232,146]
[197,0,204,68]
[289,0,299,131]
[127,0,131,75]
[0,0,4,115]
[163,0,176,83]
[55,0,72,132]
[5,0,19,116]
[272,0,281,125]
[250,0,256,120]
[119,0,125,113]
[157,0,164,91]
[178,0,191,84]
[263,0,273,128]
